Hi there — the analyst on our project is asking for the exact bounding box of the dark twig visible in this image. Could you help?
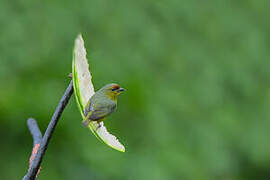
[27,118,42,147]
[23,80,73,180]
[27,118,42,179]
[26,118,43,180]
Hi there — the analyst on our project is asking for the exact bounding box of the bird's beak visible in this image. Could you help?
[118,88,125,93]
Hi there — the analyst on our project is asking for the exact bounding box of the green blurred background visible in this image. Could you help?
[1,0,270,179]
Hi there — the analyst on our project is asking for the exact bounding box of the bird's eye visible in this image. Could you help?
[112,88,117,91]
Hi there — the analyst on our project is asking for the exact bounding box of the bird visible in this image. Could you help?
[82,83,125,129]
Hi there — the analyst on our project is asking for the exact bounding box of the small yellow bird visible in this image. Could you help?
[82,83,125,128]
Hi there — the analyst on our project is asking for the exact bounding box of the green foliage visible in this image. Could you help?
[1,0,270,179]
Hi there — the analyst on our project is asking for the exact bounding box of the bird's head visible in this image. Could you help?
[99,83,125,100]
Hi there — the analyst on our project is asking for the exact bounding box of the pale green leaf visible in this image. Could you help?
[72,34,125,152]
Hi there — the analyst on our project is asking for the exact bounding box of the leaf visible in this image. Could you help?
[72,34,125,152]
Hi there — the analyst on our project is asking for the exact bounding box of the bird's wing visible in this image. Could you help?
[82,100,94,126]
[84,101,109,120]
[89,104,116,121]
[82,100,116,127]
[84,100,93,116]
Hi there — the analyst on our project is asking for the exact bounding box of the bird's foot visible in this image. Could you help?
[95,123,102,131]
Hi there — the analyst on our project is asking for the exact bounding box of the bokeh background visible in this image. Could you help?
[1,0,270,179]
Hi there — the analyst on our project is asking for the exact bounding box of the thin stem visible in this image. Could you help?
[27,118,42,147]
[23,80,73,180]
[26,118,43,180]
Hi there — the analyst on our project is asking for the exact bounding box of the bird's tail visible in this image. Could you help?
[82,114,90,127]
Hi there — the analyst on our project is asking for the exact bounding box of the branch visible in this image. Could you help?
[23,80,74,180]
[27,118,42,147]
[26,118,43,180]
